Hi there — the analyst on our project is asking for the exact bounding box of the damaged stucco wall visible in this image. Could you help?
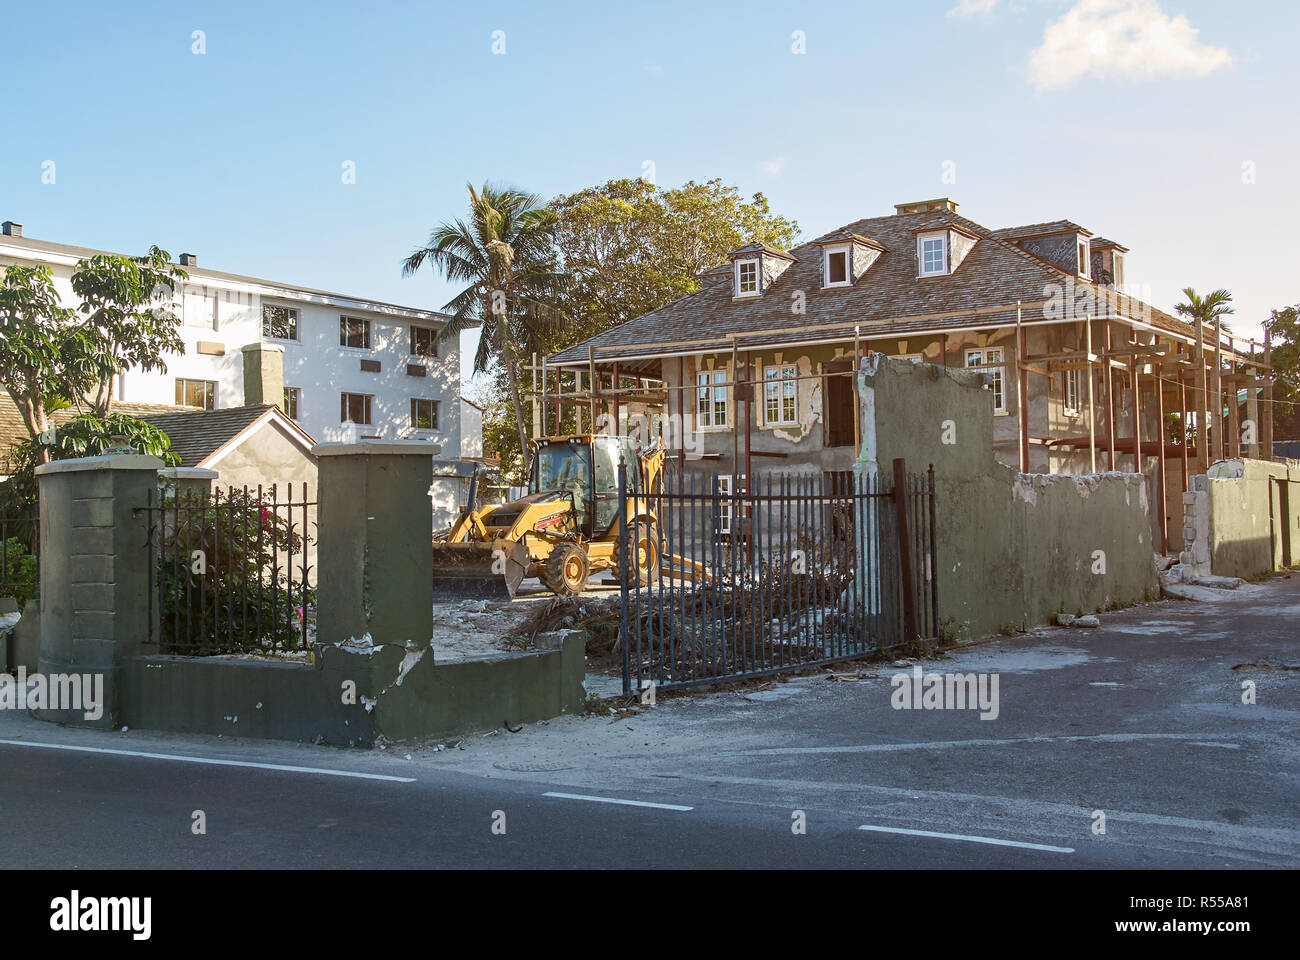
[1188,458,1299,579]
[121,635,587,746]
[858,354,1158,640]
[667,346,855,478]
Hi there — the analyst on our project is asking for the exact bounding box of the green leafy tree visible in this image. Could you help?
[1267,304,1300,440]
[549,177,800,344]
[70,245,187,416]
[1,248,187,462]
[0,537,38,606]
[0,414,180,521]
[0,265,100,460]
[403,183,569,456]
[468,179,800,473]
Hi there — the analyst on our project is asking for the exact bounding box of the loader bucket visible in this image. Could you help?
[432,539,530,602]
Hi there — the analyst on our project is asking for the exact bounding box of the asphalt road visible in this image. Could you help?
[0,738,1146,869]
[2,575,1297,869]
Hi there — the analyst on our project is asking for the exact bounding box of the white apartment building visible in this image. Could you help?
[0,220,465,458]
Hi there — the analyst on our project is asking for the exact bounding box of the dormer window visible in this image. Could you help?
[1113,252,1125,289]
[726,241,795,297]
[1078,239,1090,278]
[918,234,947,277]
[736,259,759,297]
[824,245,851,288]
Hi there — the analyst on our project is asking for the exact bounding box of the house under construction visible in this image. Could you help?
[541,199,1275,556]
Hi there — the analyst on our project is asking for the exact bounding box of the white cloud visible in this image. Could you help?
[1028,0,1232,92]
[761,158,785,175]
[947,0,1000,17]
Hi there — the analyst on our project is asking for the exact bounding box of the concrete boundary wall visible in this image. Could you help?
[1181,458,1300,580]
[122,635,585,746]
[857,355,1158,640]
[35,444,587,744]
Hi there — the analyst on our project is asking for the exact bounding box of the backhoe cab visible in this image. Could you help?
[433,435,663,601]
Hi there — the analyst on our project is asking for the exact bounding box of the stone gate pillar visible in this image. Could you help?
[35,454,162,728]
[312,441,439,651]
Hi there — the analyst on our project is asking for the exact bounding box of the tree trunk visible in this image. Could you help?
[10,388,51,465]
[93,376,113,418]
[502,335,530,461]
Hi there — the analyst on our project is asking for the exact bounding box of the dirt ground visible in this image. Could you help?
[432,578,622,662]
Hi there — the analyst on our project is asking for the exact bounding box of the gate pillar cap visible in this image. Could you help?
[158,466,219,479]
[35,453,164,476]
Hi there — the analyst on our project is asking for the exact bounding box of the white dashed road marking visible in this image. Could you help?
[857,823,1074,853]
[543,791,693,811]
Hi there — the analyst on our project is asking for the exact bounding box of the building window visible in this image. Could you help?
[340,316,371,348]
[1078,240,1090,278]
[696,371,727,428]
[825,247,849,286]
[410,397,438,430]
[716,474,749,536]
[736,260,758,296]
[186,290,217,330]
[965,348,1005,413]
[341,392,372,425]
[283,387,300,420]
[410,326,438,357]
[1064,368,1081,416]
[764,364,798,425]
[262,304,299,341]
[175,378,216,410]
[1113,252,1125,289]
[919,235,947,276]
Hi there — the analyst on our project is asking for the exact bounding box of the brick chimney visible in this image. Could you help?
[1,221,23,238]
[240,342,285,409]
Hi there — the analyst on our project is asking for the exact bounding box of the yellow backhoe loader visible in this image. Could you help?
[433,435,665,601]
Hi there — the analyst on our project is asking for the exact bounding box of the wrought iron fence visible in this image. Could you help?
[618,459,937,694]
[142,484,316,655]
[0,512,39,604]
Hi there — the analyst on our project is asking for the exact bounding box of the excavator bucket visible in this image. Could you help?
[432,538,531,602]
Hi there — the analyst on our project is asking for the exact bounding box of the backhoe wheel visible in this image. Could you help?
[542,543,590,596]
[618,520,661,588]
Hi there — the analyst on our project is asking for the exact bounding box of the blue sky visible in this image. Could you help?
[2,0,1296,384]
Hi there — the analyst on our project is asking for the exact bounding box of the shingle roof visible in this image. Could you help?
[549,208,1195,365]
[135,405,282,467]
[728,242,795,261]
[0,394,185,461]
[0,395,314,471]
[992,220,1093,241]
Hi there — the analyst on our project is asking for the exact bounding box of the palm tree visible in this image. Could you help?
[1175,287,1234,333]
[403,183,568,458]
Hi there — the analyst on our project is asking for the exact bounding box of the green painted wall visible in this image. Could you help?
[121,633,585,746]
[315,448,434,650]
[373,633,586,741]
[36,455,162,728]
[858,355,1158,640]
[1203,458,1297,578]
